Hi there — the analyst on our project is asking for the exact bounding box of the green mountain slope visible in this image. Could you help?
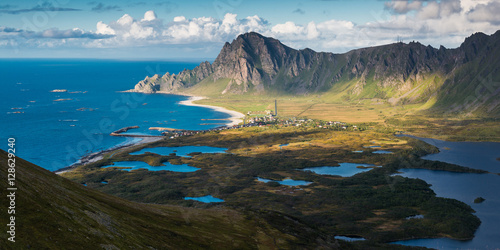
[132,31,500,117]
[0,149,337,249]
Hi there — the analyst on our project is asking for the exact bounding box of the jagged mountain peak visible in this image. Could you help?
[132,31,500,115]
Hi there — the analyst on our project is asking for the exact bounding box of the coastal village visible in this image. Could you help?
[110,100,363,139]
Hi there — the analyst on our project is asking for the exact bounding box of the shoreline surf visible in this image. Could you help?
[122,90,245,127]
[177,95,245,127]
[56,93,244,173]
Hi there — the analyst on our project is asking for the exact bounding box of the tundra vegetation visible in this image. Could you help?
[63,124,483,246]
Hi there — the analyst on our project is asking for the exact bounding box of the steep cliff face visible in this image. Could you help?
[134,61,213,93]
[132,31,500,114]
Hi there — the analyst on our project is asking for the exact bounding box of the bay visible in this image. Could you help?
[0,59,231,171]
[392,136,500,249]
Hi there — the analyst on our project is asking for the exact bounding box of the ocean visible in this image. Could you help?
[0,59,230,171]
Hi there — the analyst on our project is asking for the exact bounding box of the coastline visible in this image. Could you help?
[122,90,245,127]
[57,91,244,174]
[177,95,245,127]
[55,136,162,174]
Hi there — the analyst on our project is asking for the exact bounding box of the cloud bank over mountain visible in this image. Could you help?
[1,0,499,57]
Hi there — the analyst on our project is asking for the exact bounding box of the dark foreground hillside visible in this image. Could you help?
[0,149,339,249]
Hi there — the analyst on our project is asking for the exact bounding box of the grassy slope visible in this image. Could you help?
[0,149,337,249]
[186,73,499,141]
[175,34,500,141]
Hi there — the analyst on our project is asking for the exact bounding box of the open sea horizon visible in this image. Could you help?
[0,58,229,171]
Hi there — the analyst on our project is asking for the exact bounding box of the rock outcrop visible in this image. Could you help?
[132,31,500,114]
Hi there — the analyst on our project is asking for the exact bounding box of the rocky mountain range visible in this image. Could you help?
[133,31,500,115]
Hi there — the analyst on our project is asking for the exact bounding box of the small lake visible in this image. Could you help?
[184,195,224,203]
[130,146,227,157]
[334,236,366,242]
[302,163,379,177]
[372,150,393,154]
[103,161,200,172]
[257,177,312,186]
[392,135,500,249]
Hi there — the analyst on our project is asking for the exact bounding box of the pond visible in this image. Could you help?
[184,195,224,203]
[391,135,500,249]
[302,163,380,177]
[256,177,312,186]
[102,161,200,172]
[372,150,393,154]
[406,214,424,220]
[130,146,227,157]
[334,236,366,242]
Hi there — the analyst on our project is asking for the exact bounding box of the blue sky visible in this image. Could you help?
[1,0,499,59]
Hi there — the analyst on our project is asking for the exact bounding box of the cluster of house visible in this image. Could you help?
[161,115,363,139]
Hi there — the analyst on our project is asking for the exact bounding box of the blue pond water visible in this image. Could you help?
[130,146,227,157]
[334,236,366,242]
[302,163,379,177]
[184,195,224,203]
[103,161,199,172]
[372,150,393,154]
[406,214,424,220]
[352,150,363,153]
[256,177,312,186]
[0,59,232,171]
[392,135,500,249]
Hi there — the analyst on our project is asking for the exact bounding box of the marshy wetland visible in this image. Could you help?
[62,125,487,246]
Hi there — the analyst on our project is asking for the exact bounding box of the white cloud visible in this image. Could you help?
[117,14,133,26]
[460,0,493,13]
[385,0,423,14]
[222,13,238,26]
[306,22,319,40]
[416,1,440,19]
[316,19,354,33]
[272,21,303,35]
[96,21,115,35]
[361,0,500,51]
[468,1,500,24]
[130,22,155,39]
[142,10,157,22]
[2,6,500,57]
[173,16,186,22]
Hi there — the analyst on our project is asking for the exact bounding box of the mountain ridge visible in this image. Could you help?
[133,31,500,116]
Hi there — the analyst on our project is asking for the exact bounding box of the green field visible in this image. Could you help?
[192,92,500,142]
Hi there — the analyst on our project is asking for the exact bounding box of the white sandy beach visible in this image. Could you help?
[58,92,243,174]
[123,90,245,127]
[178,95,245,127]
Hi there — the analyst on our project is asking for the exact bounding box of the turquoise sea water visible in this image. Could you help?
[0,59,231,171]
